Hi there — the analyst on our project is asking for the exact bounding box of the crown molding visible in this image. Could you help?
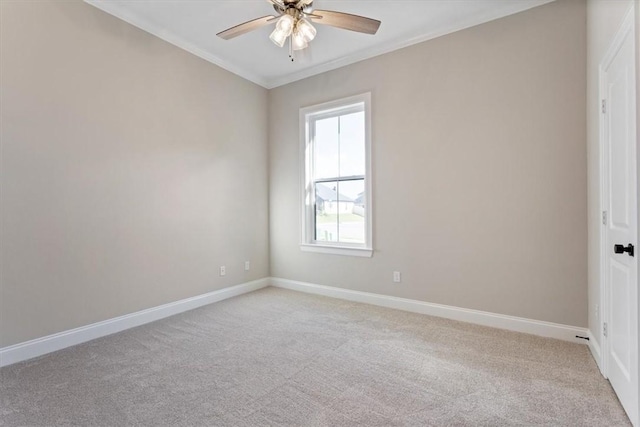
[84,0,555,90]
[84,0,270,88]
[265,0,555,88]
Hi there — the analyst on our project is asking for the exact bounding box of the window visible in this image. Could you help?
[300,93,372,257]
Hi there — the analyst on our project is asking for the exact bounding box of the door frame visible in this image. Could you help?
[598,3,638,424]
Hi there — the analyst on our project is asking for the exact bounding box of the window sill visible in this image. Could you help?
[300,244,373,258]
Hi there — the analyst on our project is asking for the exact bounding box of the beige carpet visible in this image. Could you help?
[0,287,630,426]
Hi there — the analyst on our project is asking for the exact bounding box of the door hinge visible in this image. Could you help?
[603,322,608,338]
[602,99,607,114]
[602,210,607,225]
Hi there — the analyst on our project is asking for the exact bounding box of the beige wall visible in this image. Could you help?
[586,0,634,352]
[0,1,269,347]
[1,0,593,349]
[270,0,588,327]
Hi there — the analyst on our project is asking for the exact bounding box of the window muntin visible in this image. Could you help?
[300,93,372,256]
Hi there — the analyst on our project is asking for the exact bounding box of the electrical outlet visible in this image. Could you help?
[393,271,401,283]
[219,266,226,276]
[595,304,599,320]
[244,261,250,271]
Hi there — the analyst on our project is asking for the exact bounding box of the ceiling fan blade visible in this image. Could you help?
[310,10,381,35]
[217,15,277,40]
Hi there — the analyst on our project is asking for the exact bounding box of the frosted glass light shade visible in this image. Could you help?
[297,18,316,42]
[292,31,308,50]
[275,15,295,35]
[270,27,288,47]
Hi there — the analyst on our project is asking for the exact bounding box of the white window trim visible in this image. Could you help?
[299,92,373,257]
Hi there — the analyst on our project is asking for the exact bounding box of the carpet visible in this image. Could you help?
[0,287,630,426]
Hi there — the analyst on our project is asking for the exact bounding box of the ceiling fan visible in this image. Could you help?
[216,0,381,61]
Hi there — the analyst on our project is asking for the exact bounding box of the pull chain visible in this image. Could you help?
[289,36,294,61]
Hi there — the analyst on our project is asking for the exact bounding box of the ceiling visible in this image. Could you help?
[85,0,554,89]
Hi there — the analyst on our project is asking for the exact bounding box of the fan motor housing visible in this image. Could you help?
[274,0,313,14]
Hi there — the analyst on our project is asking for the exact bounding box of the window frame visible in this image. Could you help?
[299,92,373,257]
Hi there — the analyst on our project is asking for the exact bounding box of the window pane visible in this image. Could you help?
[314,117,339,180]
[315,181,338,242]
[337,179,365,244]
[302,94,370,252]
[339,111,365,177]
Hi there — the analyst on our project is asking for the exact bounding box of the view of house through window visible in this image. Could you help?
[313,110,365,244]
[301,93,371,254]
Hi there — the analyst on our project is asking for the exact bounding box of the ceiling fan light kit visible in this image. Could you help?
[216,0,381,61]
[269,12,315,53]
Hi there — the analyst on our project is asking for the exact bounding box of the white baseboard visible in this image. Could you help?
[1,277,589,368]
[588,329,605,375]
[270,278,588,344]
[0,278,270,367]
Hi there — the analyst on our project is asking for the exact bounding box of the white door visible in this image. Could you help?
[602,7,638,426]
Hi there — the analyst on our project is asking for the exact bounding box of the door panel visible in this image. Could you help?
[610,259,631,380]
[610,68,631,228]
[602,8,638,426]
